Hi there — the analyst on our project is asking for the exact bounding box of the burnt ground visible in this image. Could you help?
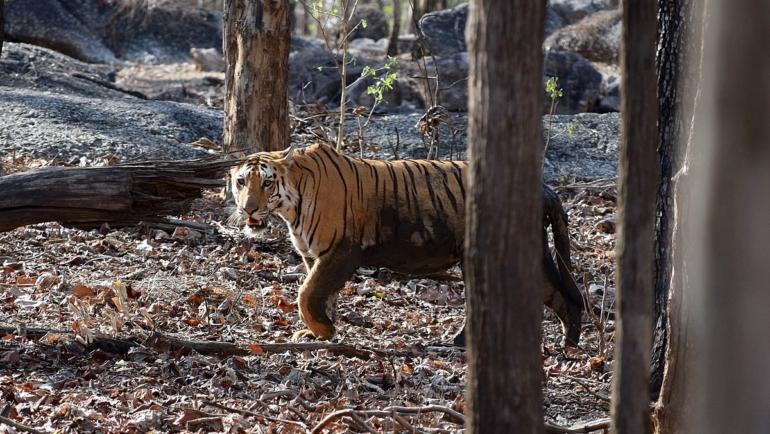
[0,58,618,433]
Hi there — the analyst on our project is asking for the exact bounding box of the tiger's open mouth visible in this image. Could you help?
[246,217,267,231]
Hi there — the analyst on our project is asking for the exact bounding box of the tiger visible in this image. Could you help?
[230,143,584,346]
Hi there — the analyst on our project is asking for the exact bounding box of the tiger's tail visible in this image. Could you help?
[542,184,584,346]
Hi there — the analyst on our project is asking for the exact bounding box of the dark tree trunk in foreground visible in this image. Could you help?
[694,0,770,432]
[651,0,700,399]
[651,0,680,399]
[610,0,657,432]
[0,160,234,232]
[653,1,706,432]
[465,1,545,433]
[223,0,291,155]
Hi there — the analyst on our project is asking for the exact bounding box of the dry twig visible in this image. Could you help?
[545,417,611,433]
[311,405,465,434]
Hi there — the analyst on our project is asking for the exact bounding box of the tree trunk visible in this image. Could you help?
[387,0,401,56]
[610,0,657,432]
[223,0,291,156]
[651,0,702,399]
[1,0,4,58]
[465,0,545,433]
[692,0,770,432]
[653,1,707,433]
[0,160,235,232]
[426,0,445,13]
[294,1,309,36]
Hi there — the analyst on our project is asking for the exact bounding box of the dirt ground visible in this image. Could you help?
[0,63,617,433]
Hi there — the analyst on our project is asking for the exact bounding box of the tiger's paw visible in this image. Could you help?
[291,329,319,342]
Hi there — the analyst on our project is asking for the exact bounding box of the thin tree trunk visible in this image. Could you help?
[425,0,444,13]
[465,0,545,432]
[223,0,291,156]
[693,0,770,432]
[610,0,657,432]
[1,0,4,58]
[387,0,402,56]
[294,1,309,36]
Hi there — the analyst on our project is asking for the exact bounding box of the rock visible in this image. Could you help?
[288,49,366,105]
[346,74,403,109]
[345,111,619,182]
[290,34,326,54]
[348,38,389,56]
[414,52,469,111]
[548,0,613,26]
[0,42,619,184]
[190,47,225,72]
[545,8,568,37]
[348,4,389,41]
[105,5,222,64]
[288,35,412,108]
[543,51,603,114]
[417,3,468,58]
[545,9,621,63]
[0,43,218,161]
[4,0,222,64]
[595,75,620,113]
[4,0,121,64]
[412,50,603,114]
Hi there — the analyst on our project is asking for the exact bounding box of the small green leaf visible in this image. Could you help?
[361,19,368,28]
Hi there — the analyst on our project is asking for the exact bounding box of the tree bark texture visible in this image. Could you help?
[465,1,545,433]
[223,0,291,156]
[387,0,402,56]
[692,0,770,432]
[651,0,682,398]
[653,2,706,433]
[0,160,234,232]
[610,0,658,432]
[651,0,702,399]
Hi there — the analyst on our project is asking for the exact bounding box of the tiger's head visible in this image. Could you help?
[230,145,296,236]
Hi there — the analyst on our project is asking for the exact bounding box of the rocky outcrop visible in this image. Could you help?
[416,3,468,58]
[289,49,364,106]
[348,4,389,41]
[0,43,218,161]
[545,9,621,63]
[346,111,620,182]
[1,42,618,182]
[595,76,620,113]
[414,53,469,111]
[3,0,222,64]
[547,0,613,26]
[543,51,603,114]
[190,48,225,72]
[4,0,121,65]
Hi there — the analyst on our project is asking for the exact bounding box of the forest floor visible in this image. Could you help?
[0,153,616,434]
[0,53,619,433]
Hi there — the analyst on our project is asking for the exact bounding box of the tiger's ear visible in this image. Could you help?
[278,144,295,165]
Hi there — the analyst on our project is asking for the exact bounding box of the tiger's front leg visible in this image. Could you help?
[291,251,359,341]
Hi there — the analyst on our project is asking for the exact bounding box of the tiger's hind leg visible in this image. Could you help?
[291,250,360,342]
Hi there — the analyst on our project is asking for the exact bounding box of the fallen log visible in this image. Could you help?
[0,159,238,232]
